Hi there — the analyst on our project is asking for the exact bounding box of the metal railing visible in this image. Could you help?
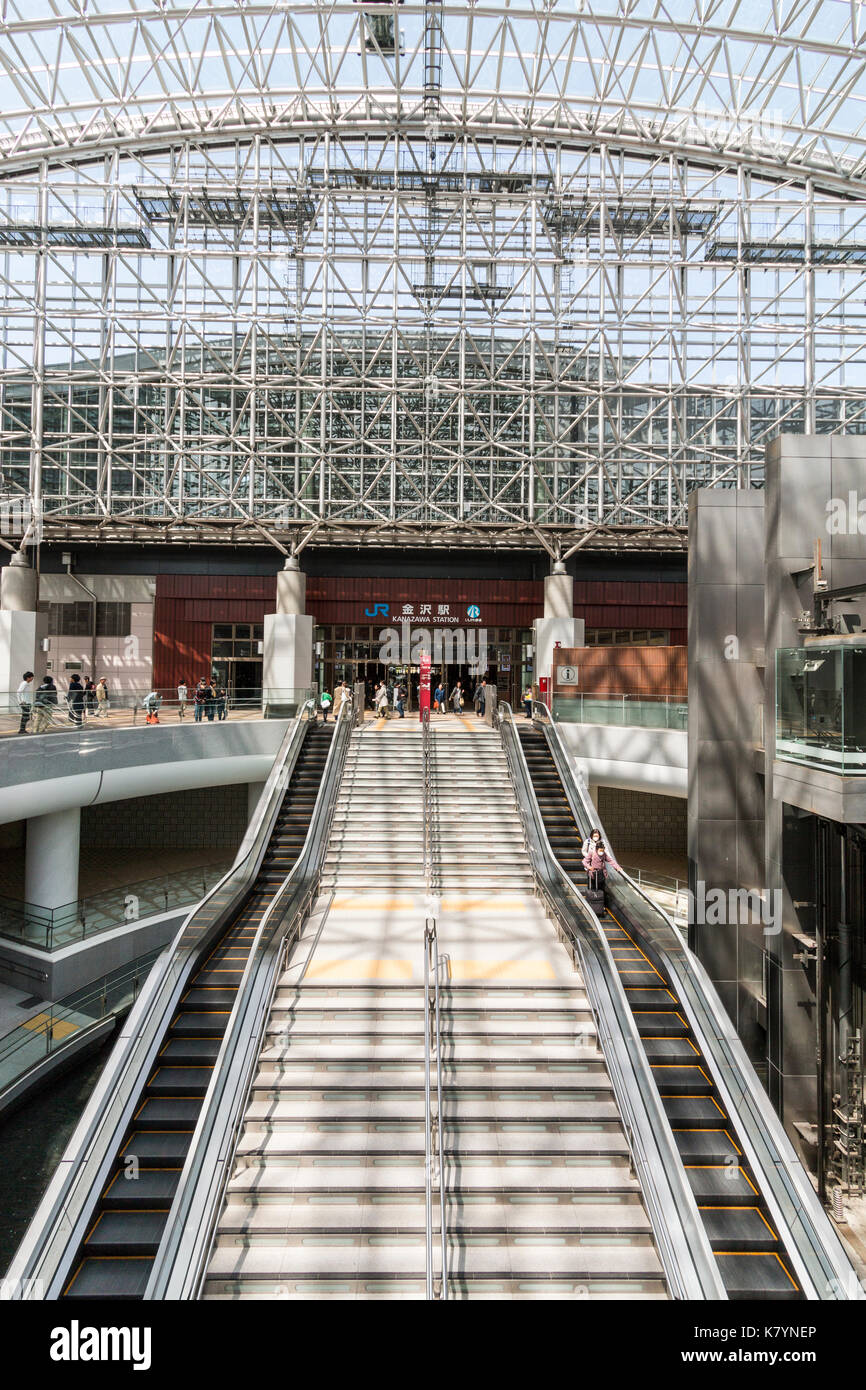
[146,693,355,1299]
[551,692,687,730]
[531,698,863,1302]
[424,917,448,1302]
[0,687,314,737]
[4,698,318,1299]
[0,947,164,1115]
[420,704,448,1300]
[497,701,724,1300]
[0,862,233,952]
[422,703,433,901]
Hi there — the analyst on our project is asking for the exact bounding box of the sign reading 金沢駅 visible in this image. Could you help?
[362,601,483,624]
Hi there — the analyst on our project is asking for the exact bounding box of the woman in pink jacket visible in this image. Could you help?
[581,830,620,895]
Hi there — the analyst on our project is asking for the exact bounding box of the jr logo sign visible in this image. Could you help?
[364,603,390,618]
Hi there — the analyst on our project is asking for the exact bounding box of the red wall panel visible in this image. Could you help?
[152,573,688,690]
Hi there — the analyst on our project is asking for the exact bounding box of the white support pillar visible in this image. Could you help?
[262,556,314,711]
[25,807,80,910]
[0,554,47,710]
[532,562,584,686]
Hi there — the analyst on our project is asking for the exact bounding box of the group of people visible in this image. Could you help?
[319,681,351,721]
[16,671,112,733]
[13,670,236,733]
[175,679,228,724]
[432,678,494,717]
[581,827,620,896]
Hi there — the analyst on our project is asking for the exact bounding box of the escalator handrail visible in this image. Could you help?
[533,699,863,1301]
[147,698,355,1300]
[498,703,725,1301]
[5,702,317,1300]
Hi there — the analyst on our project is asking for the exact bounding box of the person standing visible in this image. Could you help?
[332,680,349,722]
[217,682,228,720]
[474,678,487,718]
[16,671,34,734]
[194,679,206,722]
[581,834,620,901]
[95,677,109,717]
[177,679,188,720]
[320,688,333,722]
[394,682,405,718]
[449,680,463,715]
[523,685,533,720]
[433,682,445,713]
[203,679,216,721]
[67,673,85,725]
[374,681,389,719]
[84,678,97,716]
[32,676,58,733]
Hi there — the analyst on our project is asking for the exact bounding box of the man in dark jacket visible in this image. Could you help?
[67,674,85,724]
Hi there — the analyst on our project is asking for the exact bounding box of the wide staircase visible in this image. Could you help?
[205,723,665,1299]
[320,723,533,893]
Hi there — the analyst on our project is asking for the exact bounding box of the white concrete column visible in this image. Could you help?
[0,554,46,708]
[25,807,80,910]
[263,556,314,706]
[533,564,584,686]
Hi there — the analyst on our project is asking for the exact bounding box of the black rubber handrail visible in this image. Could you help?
[147,697,355,1300]
[534,700,862,1302]
[5,704,317,1300]
[497,703,724,1300]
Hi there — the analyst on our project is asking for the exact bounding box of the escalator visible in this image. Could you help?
[516,724,802,1301]
[60,722,334,1300]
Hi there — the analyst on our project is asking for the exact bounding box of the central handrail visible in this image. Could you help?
[422,702,432,900]
[424,918,448,1300]
[421,705,448,1300]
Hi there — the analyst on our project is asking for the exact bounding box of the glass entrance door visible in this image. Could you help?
[211,623,263,705]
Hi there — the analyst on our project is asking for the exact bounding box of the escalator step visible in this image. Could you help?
[171,1012,230,1036]
[135,1097,202,1129]
[102,1168,180,1209]
[64,1258,154,1300]
[662,1096,729,1126]
[716,1252,800,1300]
[685,1166,760,1204]
[633,1013,688,1037]
[147,1066,212,1095]
[651,1065,713,1095]
[83,1211,168,1257]
[641,1038,701,1061]
[699,1206,779,1252]
[181,988,239,1007]
[119,1130,194,1164]
[160,1037,223,1064]
[673,1129,741,1164]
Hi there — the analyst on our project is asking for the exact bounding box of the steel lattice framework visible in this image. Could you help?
[2,0,866,551]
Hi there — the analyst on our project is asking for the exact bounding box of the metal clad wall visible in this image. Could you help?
[552,646,688,697]
[153,574,688,689]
